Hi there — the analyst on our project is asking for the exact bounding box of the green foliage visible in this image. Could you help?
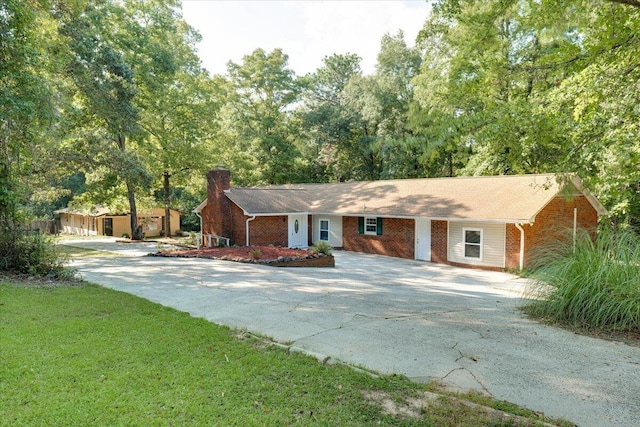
[311,240,333,256]
[221,48,303,185]
[526,227,640,332]
[0,0,61,226]
[412,0,640,227]
[4,0,639,235]
[0,230,72,278]
[248,248,262,260]
[297,53,363,182]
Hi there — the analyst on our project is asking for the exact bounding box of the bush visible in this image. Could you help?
[0,229,74,278]
[526,227,640,332]
[249,248,261,260]
[311,240,332,255]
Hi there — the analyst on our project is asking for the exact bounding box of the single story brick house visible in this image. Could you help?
[55,206,182,238]
[194,168,606,270]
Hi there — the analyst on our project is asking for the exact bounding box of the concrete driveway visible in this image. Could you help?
[64,239,640,427]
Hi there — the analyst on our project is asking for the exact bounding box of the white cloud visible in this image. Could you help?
[181,0,431,76]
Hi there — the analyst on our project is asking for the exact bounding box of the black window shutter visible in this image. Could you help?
[358,217,364,234]
[376,217,383,235]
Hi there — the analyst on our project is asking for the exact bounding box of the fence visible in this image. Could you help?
[29,220,60,235]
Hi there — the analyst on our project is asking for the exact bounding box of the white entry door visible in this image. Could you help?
[288,214,308,248]
[415,218,431,261]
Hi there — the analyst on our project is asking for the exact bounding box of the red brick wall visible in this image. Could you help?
[505,223,521,270]
[208,201,301,247]
[202,169,231,238]
[523,195,598,268]
[228,203,246,246]
[502,195,598,269]
[431,220,448,264]
[247,215,289,247]
[342,217,415,259]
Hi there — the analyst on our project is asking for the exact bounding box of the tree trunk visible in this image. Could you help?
[116,134,142,240]
[163,171,171,238]
[127,180,143,240]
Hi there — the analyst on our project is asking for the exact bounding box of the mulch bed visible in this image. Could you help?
[151,245,334,267]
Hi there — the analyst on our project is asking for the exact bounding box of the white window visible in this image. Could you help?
[365,217,378,235]
[463,228,482,259]
[319,219,329,241]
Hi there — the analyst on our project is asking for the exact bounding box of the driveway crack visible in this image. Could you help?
[441,367,493,397]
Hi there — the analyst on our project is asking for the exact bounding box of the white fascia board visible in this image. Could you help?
[241,211,310,216]
[315,212,530,223]
[193,199,207,213]
[570,175,608,215]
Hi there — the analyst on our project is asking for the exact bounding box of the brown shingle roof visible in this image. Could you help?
[206,174,606,223]
[54,206,111,216]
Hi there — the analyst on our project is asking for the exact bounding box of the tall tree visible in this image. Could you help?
[59,1,149,239]
[412,0,575,177]
[412,0,640,228]
[370,31,423,179]
[540,0,640,229]
[297,53,363,181]
[120,0,221,237]
[0,0,60,227]
[223,48,302,185]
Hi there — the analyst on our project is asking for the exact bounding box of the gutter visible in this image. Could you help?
[515,223,525,271]
[246,215,256,246]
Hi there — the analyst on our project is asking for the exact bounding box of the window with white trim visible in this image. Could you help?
[365,217,378,235]
[319,219,329,241]
[463,228,482,259]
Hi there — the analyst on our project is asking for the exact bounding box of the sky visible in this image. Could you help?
[180,0,431,77]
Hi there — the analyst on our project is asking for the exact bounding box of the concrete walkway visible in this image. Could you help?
[64,239,640,427]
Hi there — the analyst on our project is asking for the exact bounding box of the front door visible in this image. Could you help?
[288,214,308,248]
[415,218,431,261]
[103,218,113,236]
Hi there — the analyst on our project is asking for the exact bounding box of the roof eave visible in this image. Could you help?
[570,175,608,216]
[193,199,207,213]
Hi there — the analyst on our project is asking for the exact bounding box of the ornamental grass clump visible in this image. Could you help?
[526,227,640,332]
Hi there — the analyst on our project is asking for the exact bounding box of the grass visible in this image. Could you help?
[0,279,569,427]
[53,234,114,241]
[56,244,125,258]
[525,227,640,333]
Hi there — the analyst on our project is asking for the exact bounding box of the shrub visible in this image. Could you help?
[526,227,640,332]
[249,248,262,260]
[0,229,74,278]
[186,231,197,247]
[121,233,130,239]
[311,241,332,256]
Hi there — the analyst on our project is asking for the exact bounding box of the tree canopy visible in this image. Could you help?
[2,0,638,233]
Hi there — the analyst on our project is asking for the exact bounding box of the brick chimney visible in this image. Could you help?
[205,167,231,238]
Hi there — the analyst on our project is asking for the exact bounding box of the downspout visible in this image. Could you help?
[195,211,203,249]
[246,215,256,246]
[515,223,525,271]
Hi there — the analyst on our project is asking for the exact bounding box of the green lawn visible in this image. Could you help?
[0,280,568,426]
[56,244,125,258]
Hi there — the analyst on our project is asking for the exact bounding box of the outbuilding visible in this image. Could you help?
[55,206,182,238]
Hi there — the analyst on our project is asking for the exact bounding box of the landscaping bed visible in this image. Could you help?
[152,245,335,267]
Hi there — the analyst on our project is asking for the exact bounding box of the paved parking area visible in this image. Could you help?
[64,239,640,427]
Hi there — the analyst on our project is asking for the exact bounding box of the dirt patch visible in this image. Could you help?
[362,390,563,426]
[152,245,334,267]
